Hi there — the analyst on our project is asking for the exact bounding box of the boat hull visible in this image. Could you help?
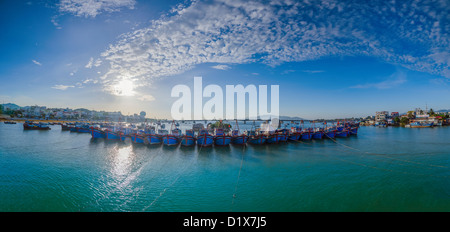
[312,131,324,139]
[163,135,180,146]
[180,136,196,146]
[131,134,145,144]
[301,132,312,140]
[336,131,349,138]
[146,134,162,145]
[248,136,266,145]
[77,127,91,133]
[214,135,232,146]
[91,129,106,138]
[23,124,51,130]
[324,131,336,139]
[231,135,248,145]
[106,131,120,140]
[197,134,214,147]
[288,133,301,141]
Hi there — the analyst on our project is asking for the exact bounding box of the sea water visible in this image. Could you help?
[0,123,449,211]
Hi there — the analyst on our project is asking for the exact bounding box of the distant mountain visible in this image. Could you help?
[1,103,21,110]
[278,115,308,121]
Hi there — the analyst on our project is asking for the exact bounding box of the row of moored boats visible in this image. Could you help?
[60,121,359,146]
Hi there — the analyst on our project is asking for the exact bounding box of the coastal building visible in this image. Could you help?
[375,111,389,122]
[391,112,399,118]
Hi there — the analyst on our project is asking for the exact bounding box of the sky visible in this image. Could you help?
[0,0,449,120]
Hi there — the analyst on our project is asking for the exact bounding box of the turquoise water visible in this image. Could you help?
[0,123,449,212]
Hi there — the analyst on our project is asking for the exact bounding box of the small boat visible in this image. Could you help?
[214,128,232,146]
[349,127,358,135]
[91,128,106,139]
[146,129,162,145]
[300,129,312,140]
[288,127,302,141]
[410,121,434,128]
[4,121,16,124]
[231,130,248,145]
[105,129,120,140]
[196,129,214,147]
[130,132,146,144]
[163,128,181,146]
[312,129,324,139]
[23,121,51,130]
[230,120,248,145]
[324,128,336,139]
[335,129,349,138]
[180,129,196,146]
[76,125,91,133]
[248,131,266,145]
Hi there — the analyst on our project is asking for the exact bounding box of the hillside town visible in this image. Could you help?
[0,103,147,123]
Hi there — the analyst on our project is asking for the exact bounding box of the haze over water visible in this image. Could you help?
[1,123,449,212]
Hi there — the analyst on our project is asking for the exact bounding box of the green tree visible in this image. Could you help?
[400,117,409,127]
[429,108,435,116]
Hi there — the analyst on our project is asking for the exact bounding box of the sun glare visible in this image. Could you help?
[114,79,135,96]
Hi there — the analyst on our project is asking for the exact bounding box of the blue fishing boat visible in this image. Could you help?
[91,128,106,138]
[180,129,196,146]
[231,130,248,145]
[196,129,214,147]
[336,129,349,138]
[76,125,91,133]
[277,129,289,142]
[410,121,434,128]
[288,127,302,141]
[300,129,312,140]
[214,128,232,146]
[23,121,51,130]
[324,128,336,139]
[163,128,181,146]
[146,129,162,145]
[248,133,266,145]
[130,132,146,144]
[105,129,120,140]
[312,129,324,139]
[349,127,358,135]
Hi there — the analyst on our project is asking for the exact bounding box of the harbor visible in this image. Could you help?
[1,121,449,212]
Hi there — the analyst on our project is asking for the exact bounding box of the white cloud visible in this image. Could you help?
[94,0,449,96]
[137,94,156,102]
[52,85,75,90]
[58,0,136,18]
[85,57,94,68]
[211,64,231,70]
[351,71,407,89]
[32,60,42,66]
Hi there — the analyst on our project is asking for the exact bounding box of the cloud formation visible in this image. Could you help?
[92,0,449,96]
[32,60,42,66]
[52,85,75,90]
[58,0,136,18]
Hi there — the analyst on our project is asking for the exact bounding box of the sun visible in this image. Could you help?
[113,79,135,96]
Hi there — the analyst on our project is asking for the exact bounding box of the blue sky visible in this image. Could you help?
[0,0,449,119]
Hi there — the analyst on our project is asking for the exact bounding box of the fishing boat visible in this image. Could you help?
[324,128,336,139]
[23,121,51,130]
[105,129,120,140]
[130,131,146,144]
[76,124,91,133]
[300,128,312,140]
[4,121,16,124]
[248,131,266,145]
[180,129,196,146]
[231,130,248,145]
[335,128,349,138]
[277,129,289,142]
[214,128,232,146]
[312,128,324,139]
[410,121,434,128]
[196,129,214,147]
[146,128,162,145]
[163,128,181,146]
[91,128,106,139]
[349,126,358,135]
[288,127,302,141]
